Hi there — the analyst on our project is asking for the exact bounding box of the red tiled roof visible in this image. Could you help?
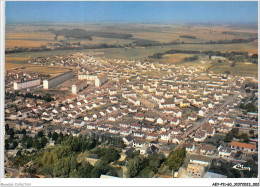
[231,141,256,150]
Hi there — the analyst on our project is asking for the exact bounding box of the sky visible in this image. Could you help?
[5,1,258,24]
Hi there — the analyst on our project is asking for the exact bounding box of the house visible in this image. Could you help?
[145,116,156,122]
[146,133,158,141]
[231,141,256,153]
[180,122,189,129]
[172,135,183,144]
[237,119,257,128]
[133,131,145,138]
[151,95,165,104]
[160,132,170,142]
[159,101,175,109]
[84,115,94,122]
[189,155,212,166]
[109,127,120,134]
[123,135,134,145]
[98,125,109,132]
[170,118,180,126]
[52,116,63,123]
[68,112,78,119]
[180,100,190,107]
[108,114,120,121]
[160,124,170,132]
[194,130,207,142]
[198,109,206,117]
[182,143,195,152]
[70,130,80,137]
[142,125,154,132]
[122,109,129,116]
[129,107,138,113]
[174,96,183,104]
[223,118,235,127]
[209,118,218,125]
[119,123,130,128]
[218,124,232,133]
[133,113,144,121]
[218,146,232,157]
[171,125,181,134]
[156,117,168,125]
[188,115,197,121]
[99,111,106,116]
[109,89,117,95]
[200,145,215,155]
[128,97,141,106]
[201,123,215,137]
[73,120,85,128]
[120,128,132,136]
[173,109,182,118]
[133,139,146,148]
[163,108,174,115]
[130,123,142,130]
[41,115,53,121]
[87,124,97,130]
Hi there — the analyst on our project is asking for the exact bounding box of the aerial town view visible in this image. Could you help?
[3,1,258,180]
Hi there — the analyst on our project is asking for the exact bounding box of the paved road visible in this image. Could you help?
[181,93,239,139]
[5,167,21,178]
[138,96,173,121]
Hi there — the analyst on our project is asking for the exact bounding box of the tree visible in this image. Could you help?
[70,154,78,172]
[137,167,154,178]
[166,147,186,171]
[69,169,79,178]
[5,140,9,150]
[40,136,48,148]
[9,128,15,138]
[235,151,242,159]
[249,130,254,135]
[13,141,18,149]
[52,132,58,141]
[37,131,44,138]
[239,133,249,143]
[21,129,26,136]
[26,137,33,148]
[127,157,142,178]
[101,147,120,164]
[33,139,40,149]
[5,124,10,132]
[48,132,52,139]
[17,150,22,157]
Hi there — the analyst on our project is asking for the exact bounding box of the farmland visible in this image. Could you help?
[5,23,258,77]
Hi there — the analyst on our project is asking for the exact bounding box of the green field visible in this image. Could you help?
[209,62,258,77]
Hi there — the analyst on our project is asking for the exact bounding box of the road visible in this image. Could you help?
[5,167,21,178]
[180,93,239,139]
[138,96,174,121]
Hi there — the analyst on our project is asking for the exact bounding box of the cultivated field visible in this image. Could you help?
[5,32,56,48]
[5,23,258,77]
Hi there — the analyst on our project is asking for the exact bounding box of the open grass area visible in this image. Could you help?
[209,62,258,77]
[162,53,194,64]
[6,58,71,77]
